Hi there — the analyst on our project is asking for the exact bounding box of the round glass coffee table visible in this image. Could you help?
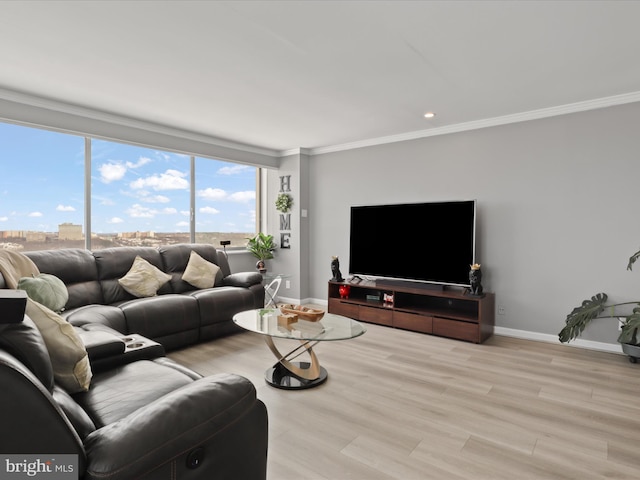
[233,308,366,389]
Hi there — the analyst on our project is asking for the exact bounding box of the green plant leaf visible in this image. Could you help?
[245,233,276,260]
[618,306,640,345]
[558,293,608,343]
[627,249,640,271]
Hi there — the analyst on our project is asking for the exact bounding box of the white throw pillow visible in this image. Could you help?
[118,256,171,298]
[25,298,92,393]
[182,251,221,289]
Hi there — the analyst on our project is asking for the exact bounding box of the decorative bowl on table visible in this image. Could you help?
[277,304,325,322]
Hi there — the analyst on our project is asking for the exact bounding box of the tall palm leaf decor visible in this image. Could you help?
[559,249,640,351]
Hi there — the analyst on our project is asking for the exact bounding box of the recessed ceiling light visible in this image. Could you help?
[424,112,436,119]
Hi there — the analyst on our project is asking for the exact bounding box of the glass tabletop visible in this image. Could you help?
[262,273,292,282]
[233,308,366,341]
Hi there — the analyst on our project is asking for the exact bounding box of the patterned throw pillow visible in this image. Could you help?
[118,256,171,298]
[182,251,221,289]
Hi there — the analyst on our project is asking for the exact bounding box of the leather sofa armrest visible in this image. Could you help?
[76,330,125,360]
[223,271,263,288]
[82,374,268,480]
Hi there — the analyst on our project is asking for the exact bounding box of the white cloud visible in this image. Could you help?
[123,203,178,218]
[108,217,124,224]
[228,191,256,203]
[92,195,115,206]
[130,169,188,191]
[176,221,189,227]
[141,195,170,204]
[99,157,151,183]
[197,187,226,201]
[126,204,156,218]
[28,212,43,217]
[218,165,250,175]
[199,206,220,215]
[197,188,255,203]
[126,157,152,169]
[0,216,7,222]
[180,210,190,216]
[56,204,76,212]
[99,162,127,183]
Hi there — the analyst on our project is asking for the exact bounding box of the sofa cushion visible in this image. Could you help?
[159,243,223,293]
[94,247,170,304]
[63,305,128,335]
[118,256,172,298]
[182,251,221,289]
[25,299,92,394]
[73,359,194,427]
[119,294,200,351]
[25,248,104,309]
[18,273,69,313]
[190,286,256,340]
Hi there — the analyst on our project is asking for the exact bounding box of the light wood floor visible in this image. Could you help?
[169,320,640,480]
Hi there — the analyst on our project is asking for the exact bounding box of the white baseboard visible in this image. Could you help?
[305,298,622,354]
[274,296,318,306]
[493,326,622,354]
[308,298,328,307]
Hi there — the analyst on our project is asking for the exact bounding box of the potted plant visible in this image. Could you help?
[246,233,276,273]
[558,248,640,361]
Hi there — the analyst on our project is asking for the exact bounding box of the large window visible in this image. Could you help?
[0,122,258,252]
[0,123,84,251]
[91,140,191,248]
[195,157,257,248]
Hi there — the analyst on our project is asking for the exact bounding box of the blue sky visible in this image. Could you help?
[0,122,256,234]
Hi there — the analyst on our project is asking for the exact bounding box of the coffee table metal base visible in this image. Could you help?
[265,362,328,390]
[264,336,327,389]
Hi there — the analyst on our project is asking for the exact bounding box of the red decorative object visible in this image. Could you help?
[339,284,351,299]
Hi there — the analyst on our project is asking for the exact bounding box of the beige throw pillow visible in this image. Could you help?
[25,298,92,393]
[118,256,171,298]
[182,251,221,289]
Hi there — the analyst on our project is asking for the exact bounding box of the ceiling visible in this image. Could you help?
[1,0,640,154]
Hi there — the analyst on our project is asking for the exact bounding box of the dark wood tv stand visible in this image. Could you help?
[328,280,494,343]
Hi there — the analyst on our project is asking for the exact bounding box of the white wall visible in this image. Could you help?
[307,102,640,346]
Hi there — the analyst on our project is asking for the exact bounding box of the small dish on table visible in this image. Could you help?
[277,304,325,322]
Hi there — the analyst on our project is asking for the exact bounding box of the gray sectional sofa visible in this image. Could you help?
[9,243,265,351]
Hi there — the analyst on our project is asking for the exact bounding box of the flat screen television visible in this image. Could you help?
[348,200,476,287]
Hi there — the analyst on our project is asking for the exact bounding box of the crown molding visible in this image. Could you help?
[4,86,640,160]
[280,147,312,157]
[306,91,640,156]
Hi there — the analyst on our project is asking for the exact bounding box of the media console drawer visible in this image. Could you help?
[432,317,479,343]
[328,299,359,319]
[393,311,432,334]
[359,305,393,326]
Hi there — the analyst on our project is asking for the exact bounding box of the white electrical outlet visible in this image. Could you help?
[285,280,291,289]
[498,306,506,315]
